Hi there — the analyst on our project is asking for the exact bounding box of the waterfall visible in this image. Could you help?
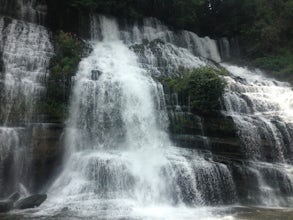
[222,64,293,206]
[38,16,236,219]
[0,18,53,125]
[0,8,291,219]
[0,0,293,217]
[119,17,220,77]
[0,12,53,196]
[17,0,47,24]
[0,0,47,24]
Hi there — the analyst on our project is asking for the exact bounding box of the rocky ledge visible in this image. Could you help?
[0,192,47,213]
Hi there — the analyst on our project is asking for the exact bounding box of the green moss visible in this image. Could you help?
[166,67,227,113]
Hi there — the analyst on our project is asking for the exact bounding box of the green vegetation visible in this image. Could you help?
[64,0,292,46]
[70,0,141,18]
[254,49,293,81]
[137,0,205,30]
[167,67,227,113]
[51,31,81,78]
[69,0,205,23]
[65,0,292,60]
[202,0,293,80]
[45,0,293,82]
[43,31,82,120]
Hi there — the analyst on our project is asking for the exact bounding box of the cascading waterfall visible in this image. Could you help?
[222,64,293,162]
[0,0,47,24]
[50,16,173,205]
[222,64,293,206]
[0,128,22,195]
[0,10,53,196]
[119,17,220,77]
[121,17,293,207]
[0,0,292,217]
[17,0,47,24]
[38,16,236,219]
[0,18,53,125]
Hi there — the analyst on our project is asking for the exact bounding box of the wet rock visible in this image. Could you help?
[14,194,47,209]
[0,200,13,213]
[171,134,209,150]
[31,123,64,192]
[8,192,20,202]
[203,115,238,138]
[210,137,243,159]
[91,70,102,80]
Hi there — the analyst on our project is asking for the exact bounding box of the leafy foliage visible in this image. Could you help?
[254,50,293,82]
[68,0,205,27]
[70,0,140,18]
[198,0,293,80]
[45,0,293,82]
[139,0,205,30]
[65,0,292,54]
[51,31,81,77]
[167,67,227,112]
[44,31,82,120]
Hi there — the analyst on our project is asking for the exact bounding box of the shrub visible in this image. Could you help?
[167,67,227,112]
[42,31,82,121]
[253,50,293,81]
[51,31,81,78]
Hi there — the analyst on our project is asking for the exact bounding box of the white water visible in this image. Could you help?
[0,12,53,195]
[0,11,289,220]
[95,16,220,77]
[0,127,21,192]
[0,17,53,124]
[223,64,293,162]
[222,64,293,206]
[0,0,292,218]
[34,16,236,220]
[51,16,171,204]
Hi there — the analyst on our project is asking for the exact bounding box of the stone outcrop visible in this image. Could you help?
[0,193,47,212]
[14,194,47,209]
[8,192,20,202]
[169,109,242,159]
[30,122,64,192]
[0,200,13,213]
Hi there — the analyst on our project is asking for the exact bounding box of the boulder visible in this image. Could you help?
[14,194,47,209]
[0,200,13,213]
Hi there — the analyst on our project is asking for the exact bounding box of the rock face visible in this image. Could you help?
[0,193,47,212]
[165,85,255,204]
[0,0,48,24]
[0,10,59,198]
[0,122,64,198]
[8,192,20,202]
[165,78,293,206]
[14,194,47,209]
[0,192,20,212]
[0,200,13,213]
[168,108,241,158]
[30,123,64,193]
[0,0,18,19]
